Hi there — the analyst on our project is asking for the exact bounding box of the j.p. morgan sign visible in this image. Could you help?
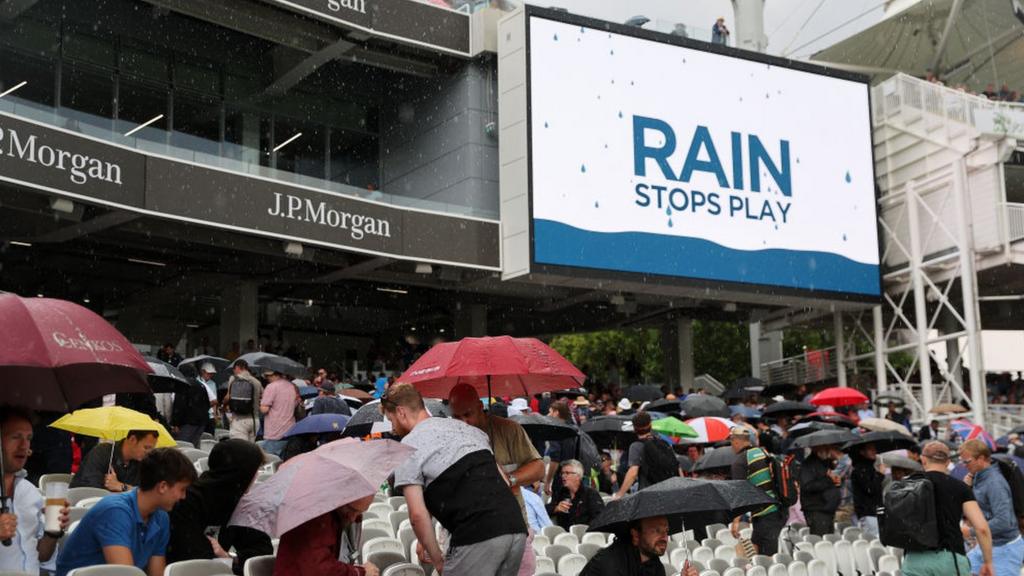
[267,0,471,56]
[0,112,499,270]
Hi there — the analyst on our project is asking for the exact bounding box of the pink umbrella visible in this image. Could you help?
[0,293,153,411]
[229,438,414,537]
[684,417,737,443]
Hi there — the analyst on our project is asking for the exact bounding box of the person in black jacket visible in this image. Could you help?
[166,439,272,575]
[850,442,884,538]
[547,459,605,530]
[580,515,699,576]
[799,445,841,535]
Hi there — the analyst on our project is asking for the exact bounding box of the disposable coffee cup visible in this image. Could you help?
[44,482,68,535]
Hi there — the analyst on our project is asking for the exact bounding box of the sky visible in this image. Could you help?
[521,0,888,59]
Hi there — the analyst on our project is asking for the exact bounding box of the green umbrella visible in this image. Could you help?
[651,417,698,439]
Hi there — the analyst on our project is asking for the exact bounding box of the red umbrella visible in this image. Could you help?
[809,387,869,408]
[397,336,585,398]
[0,293,153,412]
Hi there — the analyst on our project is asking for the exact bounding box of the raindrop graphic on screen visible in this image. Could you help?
[594,201,600,208]
[618,111,623,119]
[668,218,674,228]
[544,121,549,128]
[581,164,587,173]
[665,206,672,216]
[845,171,852,183]
[842,234,848,242]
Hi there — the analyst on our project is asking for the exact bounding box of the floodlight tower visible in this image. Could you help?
[732,0,767,52]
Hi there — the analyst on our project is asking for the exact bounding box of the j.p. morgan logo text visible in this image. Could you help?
[0,126,122,186]
[327,0,366,14]
[268,192,391,241]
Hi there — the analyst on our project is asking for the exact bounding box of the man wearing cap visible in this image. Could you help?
[506,398,530,417]
[310,382,350,416]
[196,363,219,435]
[223,360,263,442]
[616,398,635,415]
[799,444,841,535]
[729,427,785,555]
[960,439,1021,576]
[171,367,216,447]
[905,441,994,576]
[613,411,680,500]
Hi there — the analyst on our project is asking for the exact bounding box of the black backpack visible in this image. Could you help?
[769,452,800,509]
[228,377,255,415]
[994,457,1024,522]
[880,473,939,551]
[639,437,680,487]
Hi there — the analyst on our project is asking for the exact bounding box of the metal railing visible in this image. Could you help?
[872,73,1024,131]
[1007,203,1024,243]
[761,347,838,387]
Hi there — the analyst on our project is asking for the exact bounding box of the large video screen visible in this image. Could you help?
[527,13,881,299]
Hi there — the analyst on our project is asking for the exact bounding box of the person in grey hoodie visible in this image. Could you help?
[961,439,1023,576]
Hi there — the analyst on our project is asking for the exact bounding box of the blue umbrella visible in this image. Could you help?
[729,405,762,420]
[283,413,351,438]
[297,386,320,400]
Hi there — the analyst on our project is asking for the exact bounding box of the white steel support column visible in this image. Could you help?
[873,306,887,393]
[833,312,847,387]
[907,182,934,415]
[953,159,986,426]
[749,322,762,379]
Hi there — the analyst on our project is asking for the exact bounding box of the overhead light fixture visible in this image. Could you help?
[127,257,166,267]
[272,132,303,153]
[83,297,91,304]
[50,197,75,214]
[723,302,738,312]
[410,326,417,332]
[186,323,200,328]
[376,287,408,295]
[124,114,164,137]
[0,81,27,99]
[283,241,304,257]
[415,263,433,275]
[439,328,446,333]
[8,241,32,247]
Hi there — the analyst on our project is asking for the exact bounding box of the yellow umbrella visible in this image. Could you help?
[51,406,176,447]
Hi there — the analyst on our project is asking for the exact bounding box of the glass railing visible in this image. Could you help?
[0,98,499,220]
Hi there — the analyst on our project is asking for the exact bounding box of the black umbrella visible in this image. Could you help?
[791,429,858,449]
[676,455,694,473]
[681,395,730,418]
[788,421,844,439]
[178,355,231,386]
[587,477,775,535]
[761,382,798,398]
[693,446,738,472]
[512,413,578,443]
[762,401,816,419]
[731,377,765,391]
[575,431,602,473]
[845,430,918,454]
[141,356,190,393]
[874,393,905,407]
[343,398,449,437]
[228,352,307,378]
[644,399,683,414]
[581,415,636,448]
[804,412,858,428]
[626,385,664,402]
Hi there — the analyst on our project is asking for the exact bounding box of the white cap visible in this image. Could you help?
[617,398,633,411]
[200,362,216,373]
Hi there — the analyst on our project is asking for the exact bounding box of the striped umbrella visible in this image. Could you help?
[950,419,995,450]
[683,416,737,443]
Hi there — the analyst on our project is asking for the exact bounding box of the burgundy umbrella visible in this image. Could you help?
[397,336,585,399]
[0,293,153,412]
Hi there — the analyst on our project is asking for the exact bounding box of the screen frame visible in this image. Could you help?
[523,5,884,304]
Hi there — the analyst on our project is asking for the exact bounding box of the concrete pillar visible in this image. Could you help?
[454,303,487,338]
[749,322,762,378]
[662,318,694,393]
[731,0,767,52]
[219,282,259,355]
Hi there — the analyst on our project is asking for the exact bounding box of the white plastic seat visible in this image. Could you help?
[569,524,588,539]
[67,487,110,506]
[794,551,814,564]
[772,552,793,566]
[543,543,572,566]
[693,545,714,566]
[369,503,394,519]
[705,523,727,538]
[803,534,822,544]
[708,558,730,573]
[38,473,73,493]
[76,496,104,509]
[787,560,808,576]
[867,547,886,571]
[812,540,836,576]
[553,532,579,548]
[361,527,393,543]
[580,532,606,547]
[834,539,855,576]
[534,556,555,574]
[542,525,566,540]
[577,542,601,560]
[532,534,550,554]
[365,550,407,572]
[389,510,409,535]
[748,567,767,576]
[243,555,275,576]
[69,567,146,576]
[200,439,218,452]
[362,517,394,536]
[397,526,416,559]
[841,526,862,541]
[716,527,738,546]
[767,564,789,576]
[195,457,209,473]
[67,507,89,524]
[164,559,234,576]
[703,537,722,550]
[381,564,425,576]
[178,448,209,463]
[722,567,745,576]
[751,555,773,568]
[714,544,736,561]
[388,496,406,510]
[877,554,900,573]
[669,547,690,568]
[362,536,404,561]
[557,553,587,576]
[176,440,195,448]
[699,571,718,576]
[852,540,873,575]
[806,559,828,576]
[822,533,840,543]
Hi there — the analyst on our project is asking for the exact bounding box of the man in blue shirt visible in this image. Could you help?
[961,439,1022,576]
[56,448,198,576]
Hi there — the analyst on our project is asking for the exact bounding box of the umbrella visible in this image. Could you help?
[580,415,636,448]
[397,336,584,400]
[810,387,869,408]
[681,395,730,419]
[141,356,190,394]
[683,417,737,444]
[693,446,739,472]
[297,386,319,400]
[880,454,922,472]
[950,419,995,450]
[1011,425,1024,436]
[51,406,175,448]
[931,403,968,414]
[858,417,913,436]
[230,352,306,378]
[676,455,694,473]
[342,398,449,438]
[178,355,230,386]
[804,411,858,428]
[282,413,350,438]
[587,477,775,535]
[730,377,765,393]
[626,385,664,402]
[511,414,578,443]
[873,393,905,407]
[0,293,153,410]
[788,421,844,438]
[791,429,857,450]
[844,431,918,454]
[340,389,373,402]
[229,438,414,537]
[644,399,683,414]
[651,417,698,443]
[729,405,763,420]
[761,401,816,419]
[760,382,797,398]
